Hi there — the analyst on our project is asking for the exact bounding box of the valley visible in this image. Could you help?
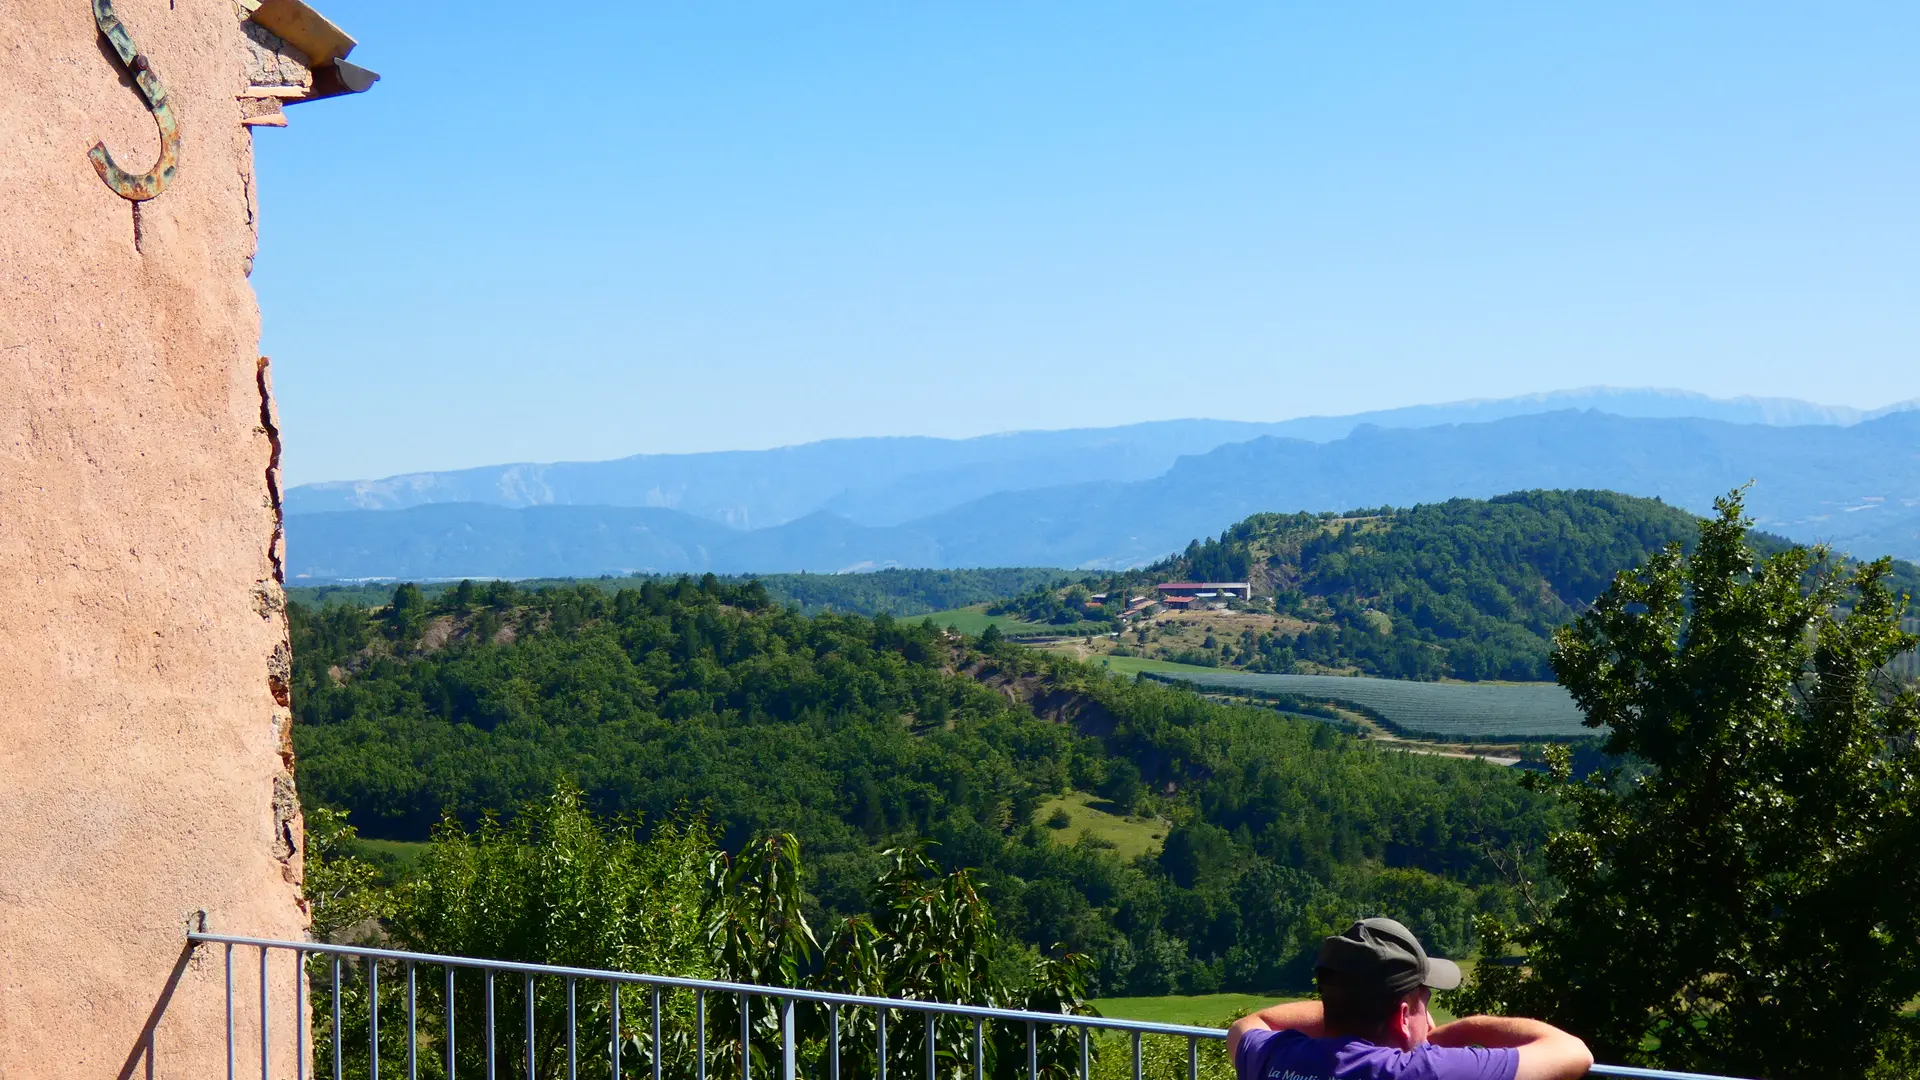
[286,486,1919,1017]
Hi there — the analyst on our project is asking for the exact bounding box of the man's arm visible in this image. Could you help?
[1226,1000,1324,1066]
[1427,1015,1592,1080]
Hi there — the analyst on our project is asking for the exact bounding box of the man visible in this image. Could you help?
[1228,918,1593,1080]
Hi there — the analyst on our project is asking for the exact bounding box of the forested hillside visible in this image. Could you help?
[291,578,1554,996]
[291,567,1063,618]
[1155,490,1707,680]
[1054,490,1913,682]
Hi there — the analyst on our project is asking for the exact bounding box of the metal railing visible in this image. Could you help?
[187,933,1752,1080]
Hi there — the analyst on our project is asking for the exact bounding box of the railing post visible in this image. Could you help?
[1080,1028,1090,1080]
[333,956,344,1080]
[1026,1021,1036,1080]
[973,1018,982,1080]
[611,983,622,1080]
[408,964,418,1080]
[924,1012,935,1080]
[566,978,577,1080]
[446,967,457,1080]
[830,1005,840,1080]
[225,944,235,1080]
[260,948,271,1080]
[485,969,496,1080]
[878,1007,888,1080]
[741,992,751,1080]
[524,974,536,1080]
[699,991,709,1080]
[296,950,308,1080]
[652,988,663,1080]
[370,959,381,1080]
[780,997,796,1080]
[1130,1032,1141,1080]
[1188,1036,1198,1080]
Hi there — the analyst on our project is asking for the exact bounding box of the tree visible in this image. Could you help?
[819,843,1093,1079]
[393,785,716,1079]
[384,581,427,642]
[1460,491,1920,1080]
[1098,759,1145,815]
[309,788,1091,1080]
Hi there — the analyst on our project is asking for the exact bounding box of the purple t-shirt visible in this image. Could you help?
[1236,1028,1517,1080]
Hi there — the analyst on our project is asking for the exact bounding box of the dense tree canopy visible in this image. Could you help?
[291,576,1552,996]
[1459,493,1920,1080]
[290,567,1068,619]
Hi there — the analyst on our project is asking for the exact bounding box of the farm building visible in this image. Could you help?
[1155,581,1253,600]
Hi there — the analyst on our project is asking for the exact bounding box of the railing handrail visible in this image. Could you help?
[190,931,1222,1040]
[188,932,1758,1080]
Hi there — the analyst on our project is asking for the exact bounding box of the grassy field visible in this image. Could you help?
[926,604,1112,638]
[1091,993,1279,1027]
[1079,653,1226,678]
[1032,791,1167,860]
[1092,991,1460,1028]
[348,836,431,877]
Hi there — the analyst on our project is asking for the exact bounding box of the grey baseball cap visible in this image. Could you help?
[1317,917,1462,997]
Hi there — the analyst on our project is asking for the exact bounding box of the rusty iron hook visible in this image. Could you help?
[88,0,179,201]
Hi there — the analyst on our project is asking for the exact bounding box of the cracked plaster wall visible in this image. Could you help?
[0,0,308,1076]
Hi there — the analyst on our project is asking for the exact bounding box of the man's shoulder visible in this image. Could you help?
[1233,1028,1315,1077]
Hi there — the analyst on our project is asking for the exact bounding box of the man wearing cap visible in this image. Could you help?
[1227,918,1593,1080]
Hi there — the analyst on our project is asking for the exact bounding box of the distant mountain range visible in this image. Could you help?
[285,391,1920,580]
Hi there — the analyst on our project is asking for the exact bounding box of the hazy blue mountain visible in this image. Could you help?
[288,504,948,580]
[900,409,1920,568]
[289,505,736,580]
[284,419,1293,524]
[285,410,1920,580]
[285,388,1917,529]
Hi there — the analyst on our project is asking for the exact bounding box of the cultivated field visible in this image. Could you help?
[1145,670,1593,742]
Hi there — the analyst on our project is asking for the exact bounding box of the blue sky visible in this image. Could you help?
[254,3,1920,484]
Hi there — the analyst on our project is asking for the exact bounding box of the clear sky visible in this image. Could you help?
[254,3,1920,485]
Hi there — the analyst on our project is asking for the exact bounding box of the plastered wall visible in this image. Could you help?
[0,0,308,1075]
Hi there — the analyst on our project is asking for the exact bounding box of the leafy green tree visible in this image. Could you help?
[820,843,1092,1079]
[303,805,392,941]
[704,833,819,1080]
[392,785,715,1079]
[1461,492,1920,1080]
[1097,760,1144,815]
[310,788,1092,1080]
[384,582,427,642]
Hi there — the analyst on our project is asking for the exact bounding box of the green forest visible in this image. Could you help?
[290,567,1066,619]
[292,492,1920,1079]
[291,576,1553,997]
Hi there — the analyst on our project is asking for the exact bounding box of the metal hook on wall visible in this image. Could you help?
[88,0,179,201]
